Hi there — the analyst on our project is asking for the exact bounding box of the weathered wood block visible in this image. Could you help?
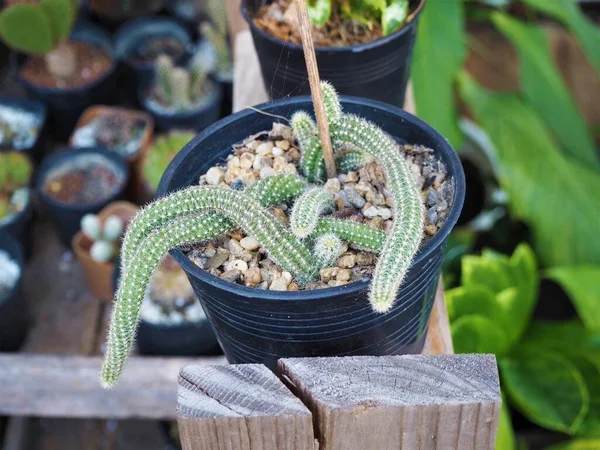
[279,354,501,450]
[177,364,317,450]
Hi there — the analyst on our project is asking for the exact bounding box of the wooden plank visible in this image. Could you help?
[279,355,501,450]
[0,355,225,419]
[177,365,316,450]
[423,282,454,355]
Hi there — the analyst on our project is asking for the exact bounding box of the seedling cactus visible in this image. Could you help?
[200,0,232,77]
[81,214,124,263]
[0,0,79,80]
[142,131,195,192]
[154,55,209,112]
[0,152,32,220]
[101,82,425,387]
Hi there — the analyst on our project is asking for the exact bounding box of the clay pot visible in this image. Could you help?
[72,201,139,301]
[70,105,154,203]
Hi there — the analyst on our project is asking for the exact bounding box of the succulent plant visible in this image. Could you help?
[142,131,195,192]
[0,151,32,221]
[81,213,124,263]
[154,55,209,111]
[200,0,232,77]
[101,83,425,387]
[0,0,79,80]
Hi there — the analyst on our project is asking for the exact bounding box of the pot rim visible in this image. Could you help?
[241,0,426,54]
[0,232,25,306]
[0,187,33,229]
[157,94,465,302]
[17,21,117,95]
[36,146,130,212]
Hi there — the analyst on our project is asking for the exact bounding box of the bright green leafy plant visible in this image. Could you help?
[0,0,79,80]
[101,82,424,387]
[142,131,195,193]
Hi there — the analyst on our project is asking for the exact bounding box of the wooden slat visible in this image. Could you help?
[0,355,225,420]
[178,365,316,450]
[423,282,454,355]
[279,355,501,450]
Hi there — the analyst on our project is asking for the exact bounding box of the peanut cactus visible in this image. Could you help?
[0,0,79,80]
[336,150,372,173]
[101,83,427,387]
[154,55,208,112]
[292,112,327,183]
[290,186,333,238]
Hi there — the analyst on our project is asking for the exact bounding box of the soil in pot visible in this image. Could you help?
[185,121,454,291]
[254,0,419,47]
[20,41,112,90]
[42,154,126,206]
[0,152,32,229]
[0,104,44,151]
[71,110,151,159]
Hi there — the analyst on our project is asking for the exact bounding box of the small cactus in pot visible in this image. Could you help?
[200,0,232,78]
[0,0,79,81]
[80,213,124,263]
[100,82,428,387]
[0,151,32,222]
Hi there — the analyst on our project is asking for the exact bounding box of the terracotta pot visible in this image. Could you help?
[72,201,139,301]
[70,105,154,204]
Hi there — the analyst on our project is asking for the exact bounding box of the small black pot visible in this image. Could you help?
[111,259,222,357]
[115,17,194,89]
[157,95,465,370]
[216,74,233,119]
[139,81,223,132]
[36,147,129,247]
[0,192,34,259]
[0,233,29,352]
[17,22,117,139]
[0,95,47,160]
[242,0,424,107]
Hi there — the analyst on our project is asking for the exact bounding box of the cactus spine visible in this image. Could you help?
[314,218,385,252]
[290,187,333,238]
[336,151,372,173]
[292,112,326,183]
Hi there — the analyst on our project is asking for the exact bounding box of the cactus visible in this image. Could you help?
[336,150,372,173]
[102,83,427,387]
[200,0,232,76]
[292,112,327,183]
[290,186,333,238]
[154,55,208,112]
[143,132,196,193]
[0,152,32,221]
[0,0,79,79]
[81,213,124,263]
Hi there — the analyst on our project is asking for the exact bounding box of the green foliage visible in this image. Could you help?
[0,152,32,194]
[545,266,600,332]
[142,132,195,192]
[411,0,466,148]
[458,74,600,268]
[0,0,77,54]
[307,0,331,27]
[491,13,598,169]
[496,401,517,450]
[547,440,600,450]
[154,55,208,111]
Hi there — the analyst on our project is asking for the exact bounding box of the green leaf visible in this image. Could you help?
[526,320,600,351]
[0,4,54,54]
[40,0,76,42]
[508,243,538,308]
[546,266,600,332]
[446,285,505,323]
[462,253,514,295]
[500,348,589,434]
[521,0,600,72]
[491,13,598,169]
[381,0,408,36]
[497,399,517,450]
[546,440,600,450]
[412,0,466,148]
[452,315,511,356]
[307,0,332,27]
[458,74,600,267]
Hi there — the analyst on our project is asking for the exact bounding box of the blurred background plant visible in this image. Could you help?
[411,1,599,447]
[0,151,32,222]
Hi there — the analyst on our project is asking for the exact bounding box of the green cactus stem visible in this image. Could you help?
[331,113,424,313]
[336,150,373,173]
[290,187,333,239]
[314,218,386,253]
[122,175,304,270]
[292,112,327,183]
[313,233,342,272]
[154,55,208,111]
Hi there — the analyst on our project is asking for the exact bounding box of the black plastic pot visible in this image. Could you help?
[216,74,233,119]
[0,233,29,352]
[112,258,222,357]
[242,0,424,107]
[0,95,47,160]
[156,95,465,370]
[0,192,34,259]
[36,147,129,247]
[115,17,194,89]
[139,81,223,132]
[17,22,117,139]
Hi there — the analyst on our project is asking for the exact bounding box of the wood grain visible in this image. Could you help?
[177,364,316,450]
[279,354,501,450]
[0,354,224,419]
